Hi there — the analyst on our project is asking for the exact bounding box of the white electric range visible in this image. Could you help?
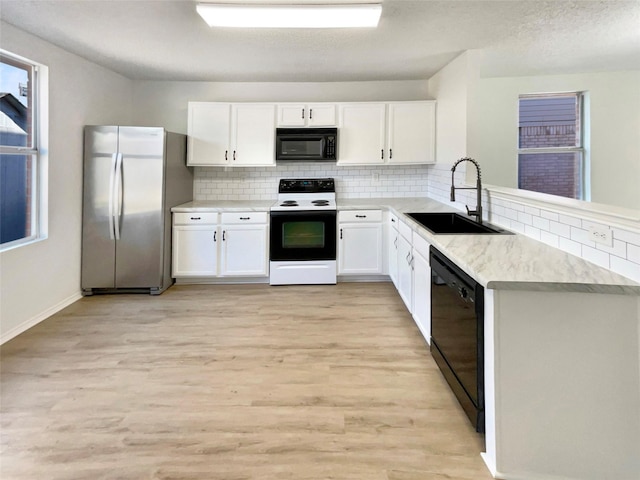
[269,178,337,285]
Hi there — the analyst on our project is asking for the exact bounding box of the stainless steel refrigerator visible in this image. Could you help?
[81,126,193,295]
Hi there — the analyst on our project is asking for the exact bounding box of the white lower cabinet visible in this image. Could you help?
[396,220,413,312]
[411,233,431,343]
[388,213,399,286]
[338,210,384,275]
[172,213,220,276]
[172,211,268,279]
[220,212,269,277]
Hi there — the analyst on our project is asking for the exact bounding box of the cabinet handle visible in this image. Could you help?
[406,252,410,263]
[225,150,228,161]
[239,217,250,220]
[233,150,236,161]
[190,216,201,220]
[389,148,393,159]
[355,214,367,218]
[394,237,398,248]
[222,230,226,241]
[391,218,396,223]
[302,108,305,119]
[309,108,313,119]
[381,149,384,160]
[214,231,217,242]
[340,228,343,240]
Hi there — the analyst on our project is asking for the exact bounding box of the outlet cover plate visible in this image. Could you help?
[588,225,613,247]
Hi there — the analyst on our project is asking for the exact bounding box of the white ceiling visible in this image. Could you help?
[1,0,639,82]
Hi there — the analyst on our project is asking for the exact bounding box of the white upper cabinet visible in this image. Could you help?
[187,102,276,167]
[188,100,434,167]
[187,102,231,166]
[277,103,337,127]
[387,101,436,164]
[337,103,387,165]
[230,104,276,166]
[337,101,436,166]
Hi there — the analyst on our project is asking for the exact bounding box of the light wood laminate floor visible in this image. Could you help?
[1,283,493,480]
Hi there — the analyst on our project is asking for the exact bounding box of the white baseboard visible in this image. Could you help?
[1,291,82,345]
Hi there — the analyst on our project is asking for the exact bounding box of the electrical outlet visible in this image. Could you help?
[588,225,613,247]
[372,172,380,185]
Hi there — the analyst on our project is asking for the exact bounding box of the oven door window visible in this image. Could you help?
[270,211,336,261]
[282,221,325,248]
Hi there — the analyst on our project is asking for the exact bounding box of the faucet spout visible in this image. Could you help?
[450,157,483,224]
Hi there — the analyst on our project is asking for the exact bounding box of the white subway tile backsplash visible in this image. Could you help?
[540,210,560,222]
[540,230,560,248]
[559,237,582,257]
[595,239,627,259]
[518,212,533,225]
[524,225,541,240]
[570,226,596,247]
[532,216,550,231]
[581,245,610,269]
[193,164,430,200]
[549,221,571,238]
[610,256,640,283]
[558,214,582,228]
[614,228,640,246]
[628,243,640,264]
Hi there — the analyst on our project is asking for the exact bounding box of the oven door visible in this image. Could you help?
[270,210,337,261]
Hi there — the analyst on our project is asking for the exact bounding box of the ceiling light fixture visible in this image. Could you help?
[196,3,382,28]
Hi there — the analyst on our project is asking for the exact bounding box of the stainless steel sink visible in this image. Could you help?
[406,212,511,234]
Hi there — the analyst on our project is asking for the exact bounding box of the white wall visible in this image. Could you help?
[427,54,640,282]
[470,70,640,210]
[0,22,133,342]
[132,80,430,134]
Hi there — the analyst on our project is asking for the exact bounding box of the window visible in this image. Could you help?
[518,92,587,200]
[1,50,45,249]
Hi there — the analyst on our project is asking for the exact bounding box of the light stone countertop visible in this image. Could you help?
[172,197,640,295]
[172,200,274,212]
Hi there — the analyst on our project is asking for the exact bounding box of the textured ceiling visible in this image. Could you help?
[0,0,638,81]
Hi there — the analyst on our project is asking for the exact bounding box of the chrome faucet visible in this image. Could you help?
[450,157,483,224]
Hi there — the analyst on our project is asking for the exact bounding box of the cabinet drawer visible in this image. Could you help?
[173,212,218,225]
[399,220,413,240]
[339,210,382,223]
[221,211,268,224]
[389,212,399,229]
[412,232,431,258]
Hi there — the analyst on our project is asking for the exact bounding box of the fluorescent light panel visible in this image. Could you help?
[196,3,382,28]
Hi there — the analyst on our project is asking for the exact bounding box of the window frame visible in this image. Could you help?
[517,91,588,201]
[0,49,48,251]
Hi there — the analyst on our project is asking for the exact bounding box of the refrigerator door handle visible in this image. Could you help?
[114,152,124,240]
[108,153,117,240]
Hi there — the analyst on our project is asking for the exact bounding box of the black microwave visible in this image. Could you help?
[275,128,337,162]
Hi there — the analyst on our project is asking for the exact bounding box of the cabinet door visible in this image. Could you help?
[231,104,276,166]
[387,102,435,164]
[172,225,219,276]
[187,103,230,166]
[388,225,399,287]
[277,104,306,127]
[338,223,383,275]
[307,104,337,126]
[397,233,413,312]
[412,249,431,344]
[337,103,386,165]
[220,224,269,276]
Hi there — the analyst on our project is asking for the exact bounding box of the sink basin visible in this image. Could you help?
[406,212,511,235]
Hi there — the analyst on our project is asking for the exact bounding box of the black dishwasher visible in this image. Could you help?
[430,246,485,433]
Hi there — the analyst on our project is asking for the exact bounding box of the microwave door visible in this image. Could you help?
[278,136,324,160]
